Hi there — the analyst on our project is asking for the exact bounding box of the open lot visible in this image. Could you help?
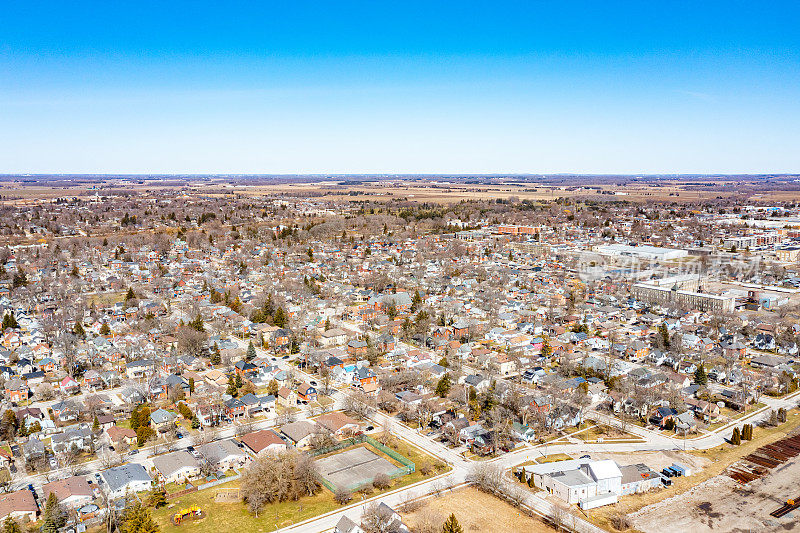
[402,486,556,533]
[586,413,800,532]
[628,453,800,533]
[589,450,710,473]
[316,446,399,491]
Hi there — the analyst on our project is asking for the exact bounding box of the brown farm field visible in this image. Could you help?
[0,176,766,206]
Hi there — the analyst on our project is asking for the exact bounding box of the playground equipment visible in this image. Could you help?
[172,505,203,525]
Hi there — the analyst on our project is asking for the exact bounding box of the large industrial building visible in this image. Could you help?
[594,244,688,261]
[631,275,736,313]
[518,457,663,509]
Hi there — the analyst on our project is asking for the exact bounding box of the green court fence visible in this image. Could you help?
[312,434,415,492]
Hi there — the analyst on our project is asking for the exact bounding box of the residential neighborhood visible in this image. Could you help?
[0,180,799,533]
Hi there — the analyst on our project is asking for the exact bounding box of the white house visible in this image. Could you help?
[521,458,623,506]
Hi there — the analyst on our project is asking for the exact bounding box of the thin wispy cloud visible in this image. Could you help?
[674,89,717,102]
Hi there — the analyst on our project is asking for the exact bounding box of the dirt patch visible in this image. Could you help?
[628,454,800,533]
[402,486,555,533]
[589,450,710,473]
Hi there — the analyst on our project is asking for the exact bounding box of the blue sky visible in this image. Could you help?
[2,2,799,174]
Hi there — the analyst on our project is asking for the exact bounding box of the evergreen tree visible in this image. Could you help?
[694,364,707,385]
[120,502,159,533]
[73,320,86,337]
[412,290,423,311]
[273,307,287,328]
[188,315,204,332]
[125,287,136,301]
[540,336,552,358]
[1,313,18,330]
[435,374,452,398]
[226,375,238,397]
[438,356,449,368]
[246,341,256,361]
[42,492,67,531]
[658,323,670,349]
[188,377,195,394]
[147,486,167,509]
[2,517,21,533]
[210,344,221,365]
[731,426,741,445]
[441,513,463,533]
[92,416,100,432]
[99,322,111,335]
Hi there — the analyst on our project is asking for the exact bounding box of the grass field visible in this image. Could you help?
[152,480,338,533]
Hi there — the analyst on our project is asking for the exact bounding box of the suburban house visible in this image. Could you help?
[297,382,318,403]
[197,439,249,471]
[319,328,348,347]
[239,429,288,455]
[101,463,152,500]
[224,397,246,420]
[279,421,317,448]
[107,426,137,446]
[4,379,29,403]
[334,516,364,533]
[51,426,92,454]
[315,412,362,439]
[150,408,177,431]
[43,476,93,509]
[277,386,297,407]
[0,489,38,523]
[152,451,201,484]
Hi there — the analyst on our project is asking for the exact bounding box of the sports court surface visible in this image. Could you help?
[315,446,398,490]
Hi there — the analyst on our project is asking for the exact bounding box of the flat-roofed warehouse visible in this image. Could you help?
[594,244,688,261]
[631,283,735,313]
